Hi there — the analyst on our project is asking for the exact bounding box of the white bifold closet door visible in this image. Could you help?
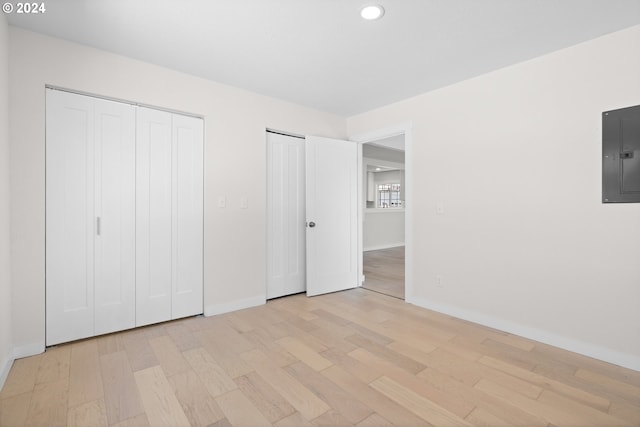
[46,89,203,346]
[46,90,136,345]
[136,107,204,326]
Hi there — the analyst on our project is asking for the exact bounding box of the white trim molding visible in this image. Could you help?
[350,122,413,299]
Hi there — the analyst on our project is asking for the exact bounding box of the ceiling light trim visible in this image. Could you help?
[360,4,385,21]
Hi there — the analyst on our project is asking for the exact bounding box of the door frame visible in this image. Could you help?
[349,123,414,303]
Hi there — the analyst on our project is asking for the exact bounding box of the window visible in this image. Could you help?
[378,183,401,208]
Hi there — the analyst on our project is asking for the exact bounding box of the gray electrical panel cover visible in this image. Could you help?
[602,105,640,203]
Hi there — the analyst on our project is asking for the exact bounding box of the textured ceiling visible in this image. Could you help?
[7,0,640,116]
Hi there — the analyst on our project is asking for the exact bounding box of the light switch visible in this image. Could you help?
[436,202,444,215]
[218,196,226,208]
[240,197,248,209]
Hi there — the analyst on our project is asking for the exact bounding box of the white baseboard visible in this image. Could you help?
[11,342,45,359]
[409,296,640,372]
[364,243,405,252]
[204,295,266,317]
[0,354,12,391]
[0,341,45,391]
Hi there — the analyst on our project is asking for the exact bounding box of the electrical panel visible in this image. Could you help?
[602,105,640,203]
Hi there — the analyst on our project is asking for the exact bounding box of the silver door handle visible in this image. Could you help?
[96,217,101,236]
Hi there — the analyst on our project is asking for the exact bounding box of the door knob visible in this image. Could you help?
[308,221,316,228]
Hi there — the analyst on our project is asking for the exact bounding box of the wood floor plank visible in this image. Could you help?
[311,408,355,426]
[0,390,31,426]
[97,333,125,356]
[199,317,254,353]
[241,327,299,367]
[34,345,71,385]
[133,365,190,427]
[193,329,255,379]
[234,371,296,423]
[417,366,548,427]
[148,335,191,377]
[476,378,634,427]
[355,412,395,427]
[574,368,640,402]
[608,401,640,425]
[321,365,429,427]
[167,368,226,426]
[348,347,475,419]
[274,411,314,427]
[285,361,373,424]
[0,354,41,399]
[24,378,68,427]
[464,406,513,427]
[110,413,151,427]
[67,398,108,427]
[407,346,482,386]
[183,347,238,397]
[370,375,473,427]
[99,350,145,424]
[165,323,201,352]
[276,336,333,371]
[538,389,635,427]
[320,348,382,384]
[121,329,158,372]
[479,355,610,411]
[346,334,426,374]
[215,389,272,427]
[241,349,330,420]
[68,340,103,407]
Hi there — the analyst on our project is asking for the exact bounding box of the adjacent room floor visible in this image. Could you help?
[363,246,405,299]
[1,288,638,426]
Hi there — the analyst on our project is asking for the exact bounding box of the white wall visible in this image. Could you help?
[348,26,640,370]
[8,28,346,353]
[0,13,13,388]
[364,169,405,251]
[364,211,405,251]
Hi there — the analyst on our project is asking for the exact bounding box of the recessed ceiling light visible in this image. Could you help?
[361,4,385,20]
[376,167,381,171]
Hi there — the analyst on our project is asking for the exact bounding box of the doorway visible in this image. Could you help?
[361,136,406,299]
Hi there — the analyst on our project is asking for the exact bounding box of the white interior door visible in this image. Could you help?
[46,90,96,345]
[136,107,173,326]
[305,136,359,296]
[171,113,204,319]
[267,132,306,299]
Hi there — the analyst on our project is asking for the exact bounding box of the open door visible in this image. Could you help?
[305,136,359,296]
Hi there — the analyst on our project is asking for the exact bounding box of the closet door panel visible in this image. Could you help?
[172,114,204,319]
[94,99,136,335]
[46,90,95,345]
[136,107,173,326]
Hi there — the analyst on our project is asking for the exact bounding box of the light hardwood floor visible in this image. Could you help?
[363,247,404,299]
[1,288,639,426]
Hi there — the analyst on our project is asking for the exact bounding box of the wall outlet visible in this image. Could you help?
[436,275,444,288]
